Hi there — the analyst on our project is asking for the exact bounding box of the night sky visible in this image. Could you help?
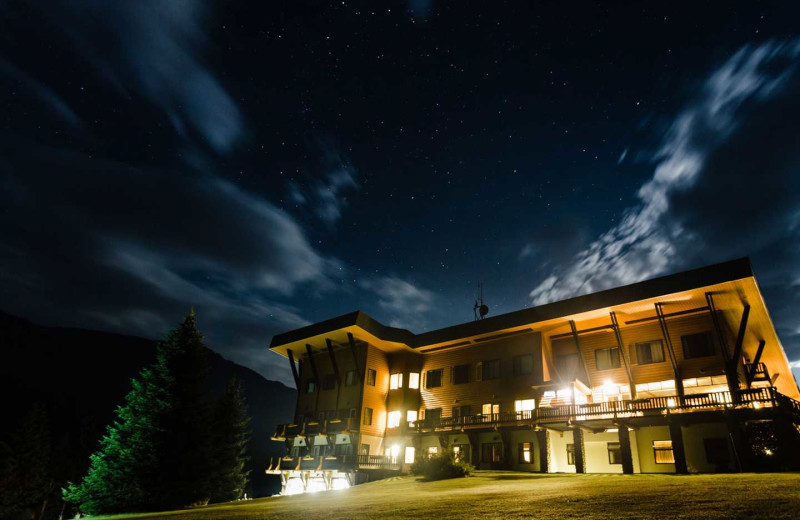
[2,1,800,387]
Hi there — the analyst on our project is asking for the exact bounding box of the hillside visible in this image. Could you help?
[93,472,800,520]
[0,311,296,497]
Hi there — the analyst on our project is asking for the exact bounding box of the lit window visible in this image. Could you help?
[390,373,403,389]
[566,444,575,465]
[366,369,376,386]
[514,399,535,412]
[482,403,499,415]
[519,442,533,463]
[363,407,373,426]
[428,446,439,456]
[405,446,416,464]
[407,410,418,423]
[387,411,401,428]
[408,372,420,389]
[653,440,675,464]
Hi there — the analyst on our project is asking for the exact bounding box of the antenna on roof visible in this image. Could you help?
[473,282,489,321]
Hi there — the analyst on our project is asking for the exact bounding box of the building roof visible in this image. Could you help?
[269,257,754,351]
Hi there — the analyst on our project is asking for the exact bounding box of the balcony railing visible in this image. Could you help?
[409,387,788,432]
[272,417,358,441]
[744,362,770,383]
[265,454,400,473]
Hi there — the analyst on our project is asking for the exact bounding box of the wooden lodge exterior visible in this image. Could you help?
[266,258,800,494]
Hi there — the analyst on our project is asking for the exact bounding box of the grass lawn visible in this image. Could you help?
[94,472,800,520]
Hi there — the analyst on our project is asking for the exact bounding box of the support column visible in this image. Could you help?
[537,429,550,473]
[655,303,684,397]
[572,427,586,474]
[725,412,750,472]
[668,421,688,474]
[617,426,634,474]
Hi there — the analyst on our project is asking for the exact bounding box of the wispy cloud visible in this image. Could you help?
[287,146,360,225]
[360,276,435,330]
[529,39,800,306]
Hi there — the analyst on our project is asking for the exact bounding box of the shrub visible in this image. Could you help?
[410,452,473,481]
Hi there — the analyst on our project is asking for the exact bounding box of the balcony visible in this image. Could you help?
[266,454,399,473]
[272,417,359,441]
[409,387,790,432]
[745,362,770,383]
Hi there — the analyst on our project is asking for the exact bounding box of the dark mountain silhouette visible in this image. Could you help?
[0,310,295,498]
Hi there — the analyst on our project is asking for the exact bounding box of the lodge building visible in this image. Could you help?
[266,258,800,494]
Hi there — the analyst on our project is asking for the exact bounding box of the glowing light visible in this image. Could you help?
[408,372,420,389]
[667,398,676,408]
[404,446,416,464]
[331,477,350,490]
[390,444,400,457]
[765,449,773,456]
[387,411,401,428]
[407,410,418,423]
[753,401,761,409]
[284,478,305,496]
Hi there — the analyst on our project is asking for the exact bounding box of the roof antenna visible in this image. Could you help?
[473,282,489,321]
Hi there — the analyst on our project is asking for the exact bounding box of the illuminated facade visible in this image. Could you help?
[267,258,800,493]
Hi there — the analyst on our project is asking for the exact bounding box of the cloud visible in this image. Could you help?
[526,40,800,370]
[359,276,435,330]
[0,143,336,386]
[14,0,243,154]
[287,146,360,225]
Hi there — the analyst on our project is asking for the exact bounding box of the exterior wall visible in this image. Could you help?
[583,431,625,473]
[358,433,386,456]
[683,422,737,473]
[418,332,543,418]
[476,431,505,470]
[506,429,541,472]
[635,425,675,473]
[361,344,390,437]
[548,429,576,473]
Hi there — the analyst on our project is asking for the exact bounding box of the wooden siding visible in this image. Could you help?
[418,332,543,417]
[361,344,390,437]
[295,342,367,420]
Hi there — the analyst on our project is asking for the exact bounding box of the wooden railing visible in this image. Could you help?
[356,454,400,469]
[409,387,785,432]
[266,454,400,473]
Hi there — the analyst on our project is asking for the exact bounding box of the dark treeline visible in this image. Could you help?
[0,312,269,519]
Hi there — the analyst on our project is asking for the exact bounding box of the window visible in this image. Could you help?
[515,399,535,413]
[607,442,622,464]
[452,444,470,463]
[360,444,370,455]
[349,408,358,419]
[452,405,471,418]
[407,410,418,423]
[482,403,500,416]
[634,341,665,365]
[408,372,420,389]
[390,373,403,390]
[452,364,471,384]
[653,440,675,464]
[366,368,376,386]
[427,446,439,456]
[519,442,533,464]
[478,359,501,380]
[424,408,442,424]
[387,411,401,428]
[566,444,575,465]
[595,348,621,370]
[682,332,714,359]
[404,446,416,464]
[426,368,443,388]
[363,407,373,426]
[704,438,730,465]
[345,370,357,386]
[305,378,317,393]
[323,373,337,390]
[556,353,579,375]
[481,443,503,463]
[513,354,534,376]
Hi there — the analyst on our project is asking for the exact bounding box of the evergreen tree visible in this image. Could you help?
[209,378,251,503]
[64,311,213,514]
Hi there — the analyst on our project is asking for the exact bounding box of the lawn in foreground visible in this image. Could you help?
[95,472,800,520]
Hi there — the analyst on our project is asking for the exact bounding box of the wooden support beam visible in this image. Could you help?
[746,340,766,388]
[325,339,342,384]
[305,344,321,413]
[569,320,593,388]
[730,305,751,370]
[287,349,301,390]
[347,333,363,380]
[655,303,683,397]
[705,293,731,364]
[610,312,636,399]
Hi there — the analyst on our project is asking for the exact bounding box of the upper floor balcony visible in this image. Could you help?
[265,454,401,473]
[272,416,359,441]
[408,386,798,433]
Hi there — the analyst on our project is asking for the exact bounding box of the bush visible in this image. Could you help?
[410,452,473,481]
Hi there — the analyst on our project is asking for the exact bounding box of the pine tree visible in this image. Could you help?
[63,311,214,514]
[209,378,251,503]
